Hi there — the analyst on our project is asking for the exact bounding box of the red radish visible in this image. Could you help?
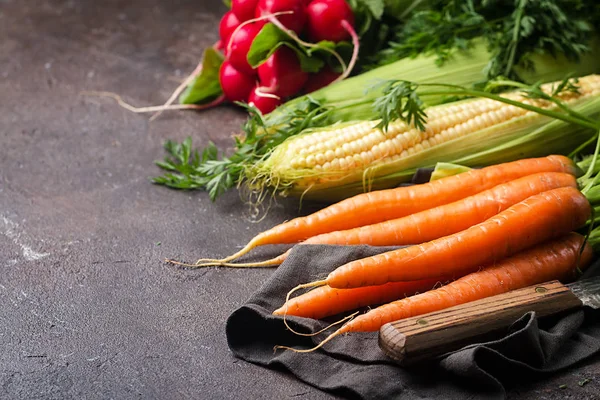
[306,0,355,42]
[219,61,256,102]
[248,86,281,113]
[219,11,241,44]
[255,0,307,34]
[258,47,308,98]
[231,0,260,22]
[304,66,341,93]
[227,23,261,75]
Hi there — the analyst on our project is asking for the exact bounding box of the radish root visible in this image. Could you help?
[81,91,225,114]
[149,58,205,121]
[335,20,360,82]
[254,87,282,100]
[150,40,225,121]
[84,11,358,120]
[83,39,225,119]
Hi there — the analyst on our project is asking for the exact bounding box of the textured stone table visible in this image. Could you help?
[1,0,598,398]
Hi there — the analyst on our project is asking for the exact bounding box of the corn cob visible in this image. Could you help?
[250,75,600,201]
[263,38,600,132]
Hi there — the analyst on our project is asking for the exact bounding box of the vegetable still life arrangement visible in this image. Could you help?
[152,0,600,200]
[144,0,600,366]
[171,71,600,356]
[89,0,380,117]
[217,153,600,354]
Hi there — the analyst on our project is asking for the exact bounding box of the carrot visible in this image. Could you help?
[189,155,578,265]
[278,232,593,352]
[273,277,450,320]
[306,186,591,289]
[220,171,578,268]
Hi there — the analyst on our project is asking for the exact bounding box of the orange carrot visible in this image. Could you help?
[334,232,592,332]
[193,155,578,265]
[226,171,578,268]
[303,172,577,246]
[318,186,591,289]
[279,232,593,352]
[273,278,450,320]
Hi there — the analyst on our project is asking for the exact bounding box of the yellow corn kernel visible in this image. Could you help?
[260,75,600,192]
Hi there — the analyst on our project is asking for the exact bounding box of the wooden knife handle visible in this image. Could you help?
[378,280,582,366]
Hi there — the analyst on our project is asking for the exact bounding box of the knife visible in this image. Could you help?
[378,277,600,366]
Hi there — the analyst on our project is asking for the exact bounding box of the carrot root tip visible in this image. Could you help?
[282,310,358,337]
[273,328,343,353]
[164,259,207,268]
[195,240,261,265]
[206,260,280,268]
[280,279,329,339]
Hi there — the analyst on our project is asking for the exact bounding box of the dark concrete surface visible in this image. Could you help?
[1,0,598,399]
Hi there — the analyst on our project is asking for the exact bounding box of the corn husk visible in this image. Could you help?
[249,77,600,202]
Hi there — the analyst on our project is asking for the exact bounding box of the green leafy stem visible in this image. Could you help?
[154,76,600,201]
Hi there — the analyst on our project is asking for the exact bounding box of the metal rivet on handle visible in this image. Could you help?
[535,286,548,293]
[416,318,428,326]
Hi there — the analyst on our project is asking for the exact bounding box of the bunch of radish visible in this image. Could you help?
[217,0,358,113]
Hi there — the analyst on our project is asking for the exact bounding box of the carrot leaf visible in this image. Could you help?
[372,80,427,132]
[152,99,330,200]
[368,0,599,81]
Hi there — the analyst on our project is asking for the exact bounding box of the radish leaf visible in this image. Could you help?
[179,47,225,105]
[247,23,324,73]
[355,0,384,20]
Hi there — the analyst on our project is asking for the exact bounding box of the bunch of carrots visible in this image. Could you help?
[173,154,600,351]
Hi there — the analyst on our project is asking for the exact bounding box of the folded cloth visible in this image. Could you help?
[226,244,600,400]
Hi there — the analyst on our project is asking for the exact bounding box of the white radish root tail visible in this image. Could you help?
[335,20,360,82]
[81,91,225,114]
[83,41,223,119]
[149,59,205,121]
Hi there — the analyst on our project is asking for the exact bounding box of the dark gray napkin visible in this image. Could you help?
[226,244,600,400]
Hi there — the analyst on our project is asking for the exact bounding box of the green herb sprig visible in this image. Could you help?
[372,80,427,131]
[374,76,600,133]
[373,75,600,192]
[371,0,599,81]
[152,99,331,200]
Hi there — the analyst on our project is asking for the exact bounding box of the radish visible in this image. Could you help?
[220,61,256,102]
[258,47,308,98]
[303,66,340,93]
[219,11,241,44]
[231,0,260,22]
[306,0,355,42]
[248,86,281,114]
[227,23,261,75]
[255,0,307,34]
